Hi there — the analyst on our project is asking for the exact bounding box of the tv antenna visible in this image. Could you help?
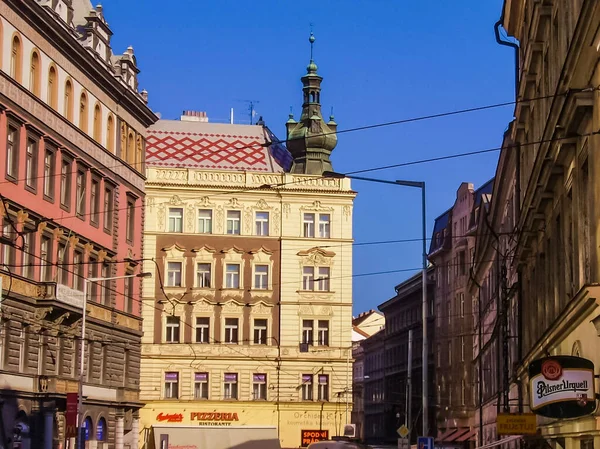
[237,100,260,125]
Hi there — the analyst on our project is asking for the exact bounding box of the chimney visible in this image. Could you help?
[181,110,209,123]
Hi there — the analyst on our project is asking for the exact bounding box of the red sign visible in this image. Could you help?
[301,430,329,446]
[190,412,239,422]
[156,413,183,423]
[541,359,562,380]
[65,393,78,438]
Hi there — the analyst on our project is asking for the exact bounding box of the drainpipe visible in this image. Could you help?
[494,18,520,99]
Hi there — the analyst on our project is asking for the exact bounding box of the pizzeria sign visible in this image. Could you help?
[528,356,596,419]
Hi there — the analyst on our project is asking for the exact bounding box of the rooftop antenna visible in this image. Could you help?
[237,100,260,125]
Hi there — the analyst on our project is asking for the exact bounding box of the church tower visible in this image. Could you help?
[286,33,338,175]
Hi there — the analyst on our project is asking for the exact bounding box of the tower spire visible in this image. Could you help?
[285,31,338,175]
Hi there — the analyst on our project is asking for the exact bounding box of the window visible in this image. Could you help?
[255,211,269,236]
[79,92,88,133]
[89,177,100,224]
[87,256,99,301]
[317,320,329,346]
[459,251,466,276]
[461,336,465,362]
[43,149,55,199]
[448,341,452,365]
[165,316,180,343]
[106,115,114,153]
[168,208,183,233]
[164,372,179,399]
[459,292,465,318]
[93,103,102,141]
[48,66,58,109]
[127,132,134,164]
[194,372,209,399]
[40,234,52,282]
[302,266,315,290]
[461,380,466,405]
[436,343,441,366]
[100,264,109,305]
[225,264,240,289]
[126,197,135,242]
[252,374,267,400]
[195,317,210,343]
[223,373,238,399]
[318,214,330,238]
[124,272,134,314]
[75,168,86,217]
[166,262,182,287]
[1,221,16,267]
[103,185,114,232]
[6,124,19,180]
[318,374,329,401]
[60,157,72,209]
[22,231,35,279]
[10,35,22,82]
[302,374,313,400]
[254,265,269,290]
[73,250,84,291]
[64,80,73,121]
[25,137,38,191]
[197,209,212,233]
[30,50,40,96]
[317,267,330,291]
[253,319,267,345]
[224,318,239,344]
[303,213,315,237]
[122,349,129,386]
[57,242,68,285]
[302,320,313,345]
[227,210,241,235]
[196,263,211,288]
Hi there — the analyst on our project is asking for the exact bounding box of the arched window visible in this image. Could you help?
[79,91,88,133]
[30,50,41,96]
[93,103,102,141]
[127,132,134,164]
[82,417,93,441]
[48,65,58,109]
[10,35,22,82]
[96,418,106,442]
[64,79,73,121]
[106,114,114,153]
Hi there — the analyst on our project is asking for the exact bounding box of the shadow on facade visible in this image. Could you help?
[229,439,282,449]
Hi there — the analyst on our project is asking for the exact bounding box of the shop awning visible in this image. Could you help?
[455,429,477,442]
[152,425,281,449]
[476,435,521,449]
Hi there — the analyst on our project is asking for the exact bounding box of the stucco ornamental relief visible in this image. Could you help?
[282,203,291,218]
[298,305,314,315]
[192,300,214,313]
[319,306,333,316]
[215,206,224,233]
[146,197,155,212]
[169,195,184,206]
[163,243,186,260]
[186,204,195,232]
[300,201,334,212]
[157,204,165,230]
[221,301,242,314]
[251,302,272,315]
[343,205,351,221]
[196,197,216,208]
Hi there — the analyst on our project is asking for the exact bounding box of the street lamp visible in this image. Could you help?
[76,271,152,449]
[322,171,429,437]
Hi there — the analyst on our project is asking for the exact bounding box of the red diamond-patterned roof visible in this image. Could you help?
[146,120,287,172]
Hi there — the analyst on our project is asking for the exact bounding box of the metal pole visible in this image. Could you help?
[407,329,413,439]
[76,279,88,449]
[421,183,428,437]
[346,347,350,425]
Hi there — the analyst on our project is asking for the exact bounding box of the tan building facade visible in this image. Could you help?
[139,47,355,449]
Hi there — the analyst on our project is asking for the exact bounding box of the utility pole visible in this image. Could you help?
[406,329,413,440]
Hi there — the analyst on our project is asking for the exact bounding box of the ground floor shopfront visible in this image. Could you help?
[139,400,349,449]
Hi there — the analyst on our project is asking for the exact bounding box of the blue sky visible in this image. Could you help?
[102,1,514,314]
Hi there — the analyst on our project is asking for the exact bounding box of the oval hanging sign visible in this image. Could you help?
[528,356,596,418]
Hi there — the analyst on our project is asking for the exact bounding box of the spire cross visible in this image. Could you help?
[309,26,315,61]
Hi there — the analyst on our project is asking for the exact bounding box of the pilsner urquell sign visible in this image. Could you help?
[528,356,596,418]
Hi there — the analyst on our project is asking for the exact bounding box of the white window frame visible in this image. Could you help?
[252,373,267,400]
[254,264,269,290]
[196,262,212,288]
[255,211,269,236]
[224,317,239,344]
[225,263,241,289]
[318,214,330,238]
[197,209,212,234]
[164,372,179,399]
[253,318,268,345]
[317,267,330,291]
[168,207,184,233]
[318,374,329,401]
[195,317,210,344]
[303,213,315,238]
[302,320,314,345]
[226,210,241,235]
[302,266,315,291]
[223,373,238,399]
[317,320,329,346]
[166,261,183,287]
[194,372,209,400]
[165,316,180,343]
[301,374,313,401]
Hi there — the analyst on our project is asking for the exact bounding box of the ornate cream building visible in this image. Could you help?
[139,42,356,449]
